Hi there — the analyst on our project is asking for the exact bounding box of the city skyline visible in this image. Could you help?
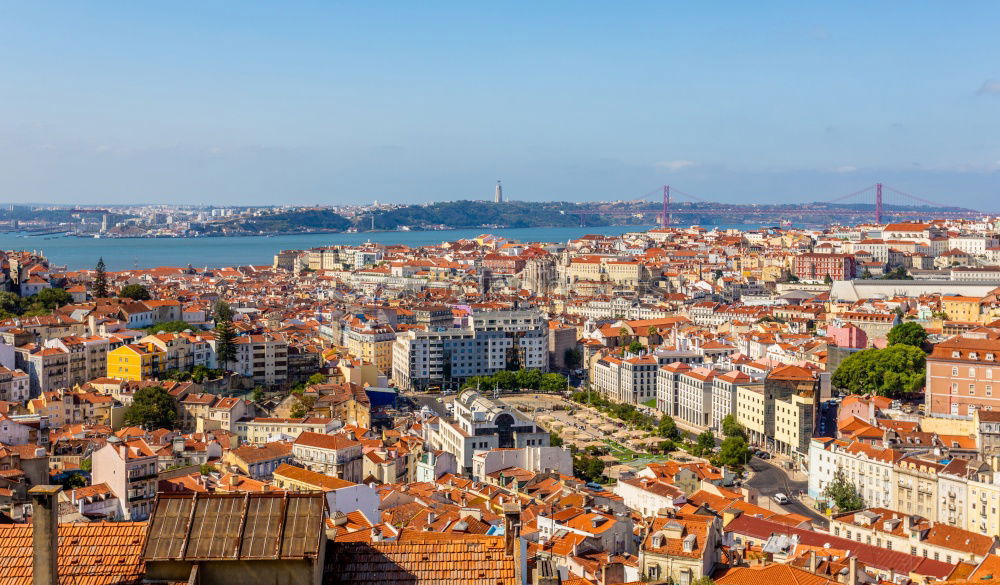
[1,2,998,206]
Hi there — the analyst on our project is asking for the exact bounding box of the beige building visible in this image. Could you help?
[343,322,396,374]
[763,364,818,462]
[44,335,109,387]
[894,455,943,522]
[640,513,722,584]
[139,332,197,373]
[291,431,363,483]
[735,384,767,447]
[968,467,1000,536]
[773,391,816,460]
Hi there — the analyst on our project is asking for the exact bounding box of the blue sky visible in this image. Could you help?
[1,2,998,208]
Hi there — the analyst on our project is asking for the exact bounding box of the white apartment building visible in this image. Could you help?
[392,308,547,390]
[231,333,288,386]
[710,370,756,433]
[807,438,903,512]
[592,354,660,404]
[428,389,548,473]
[948,236,998,256]
[676,368,718,429]
[239,416,339,444]
[471,446,572,483]
[656,362,692,416]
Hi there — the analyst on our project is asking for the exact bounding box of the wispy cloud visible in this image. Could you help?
[654,160,697,171]
[977,80,1000,95]
[834,165,857,174]
[810,26,831,41]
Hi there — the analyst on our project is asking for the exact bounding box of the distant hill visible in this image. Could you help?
[370,200,588,229]
[222,209,352,233]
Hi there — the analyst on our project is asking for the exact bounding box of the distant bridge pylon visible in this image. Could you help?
[573,183,983,226]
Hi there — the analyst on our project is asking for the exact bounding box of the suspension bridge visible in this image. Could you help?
[573,183,985,227]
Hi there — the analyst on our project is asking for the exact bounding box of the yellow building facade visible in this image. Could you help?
[107,343,165,381]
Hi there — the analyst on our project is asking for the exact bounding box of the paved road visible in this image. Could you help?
[817,400,838,439]
[408,393,451,418]
[747,457,828,528]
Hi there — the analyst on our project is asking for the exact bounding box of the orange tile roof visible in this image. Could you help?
[716,564,838,585]
[327,533,516,585]
[273,462,355,490]
[0,521,146,585]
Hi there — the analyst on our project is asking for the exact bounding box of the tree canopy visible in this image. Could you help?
[692,430,716,457]
[214,300,237,370]
[464,369,566,393]
[0,288,72,319]
[831,344,926,397]
[823,468,866,512]
[572,452,605,483]
[721,414,746,440]
[119,284,151,300]
[716,435,751,469]
[93,257,109,298]
[658,415,681,441]
[31,287,72,310]
[887,322,928,349]
[123,385,177,430]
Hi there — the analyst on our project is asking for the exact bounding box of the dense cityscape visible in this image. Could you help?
[5,2,1000,584]
[1,215,1000,584]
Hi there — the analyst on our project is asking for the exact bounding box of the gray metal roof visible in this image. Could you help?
[142,491,325,562]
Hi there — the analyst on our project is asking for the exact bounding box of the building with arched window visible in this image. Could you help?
[429,389,549,473]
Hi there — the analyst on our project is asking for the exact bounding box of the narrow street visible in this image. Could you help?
[746,457,828,528]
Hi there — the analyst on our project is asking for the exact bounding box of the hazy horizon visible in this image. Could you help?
[2,2,998,208]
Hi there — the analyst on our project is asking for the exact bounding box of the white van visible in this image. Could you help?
[773,493,790,505]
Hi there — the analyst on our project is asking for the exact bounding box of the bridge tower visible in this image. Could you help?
[661,185,670,227]
[875,183,883,225]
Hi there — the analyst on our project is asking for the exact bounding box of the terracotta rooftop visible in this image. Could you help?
[325,533,516,585]
[0,521,146,585]
[715,564,838,585]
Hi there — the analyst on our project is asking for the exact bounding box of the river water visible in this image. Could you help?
[3,223,766,270]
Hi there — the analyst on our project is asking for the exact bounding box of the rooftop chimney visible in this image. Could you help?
[502,502,521,557]
[848,556,858,585]
[29,485,61,585]
[809,550,818,573]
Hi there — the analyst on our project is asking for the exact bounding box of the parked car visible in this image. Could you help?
[757,451,772,460]
[773,493,790,505]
